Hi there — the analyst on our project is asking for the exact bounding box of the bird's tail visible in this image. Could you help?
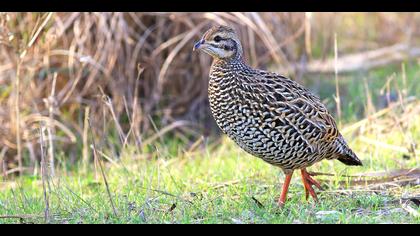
[336,136,363,166]
[337,150,363,166]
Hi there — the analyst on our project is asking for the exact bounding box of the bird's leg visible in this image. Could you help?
[278,172,293,207]
[300,168,323,202]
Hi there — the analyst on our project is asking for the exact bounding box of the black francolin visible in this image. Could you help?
[193,25,362,206]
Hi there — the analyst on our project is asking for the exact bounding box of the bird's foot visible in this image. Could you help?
[300,168,323,202]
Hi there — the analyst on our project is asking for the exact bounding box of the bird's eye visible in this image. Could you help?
[214,36,222,42]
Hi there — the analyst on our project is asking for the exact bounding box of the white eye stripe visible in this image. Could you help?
[209,42,234,52]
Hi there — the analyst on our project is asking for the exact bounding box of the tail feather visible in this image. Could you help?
[335,136,363,166]
[337,151,363,166]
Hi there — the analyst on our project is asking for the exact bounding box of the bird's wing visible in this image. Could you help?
[237,70,340,152]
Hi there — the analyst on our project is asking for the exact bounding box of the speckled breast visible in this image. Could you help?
[207,63,334,173]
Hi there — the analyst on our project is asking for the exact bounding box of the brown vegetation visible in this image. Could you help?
[0,12,418,173]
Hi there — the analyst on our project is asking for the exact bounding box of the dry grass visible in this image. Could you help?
[0,12,419,174]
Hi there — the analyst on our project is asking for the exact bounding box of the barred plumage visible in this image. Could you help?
[194,25,362,206]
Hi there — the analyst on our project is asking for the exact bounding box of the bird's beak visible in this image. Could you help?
[193,39,205,51]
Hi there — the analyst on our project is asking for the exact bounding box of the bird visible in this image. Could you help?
[193,25,362,207]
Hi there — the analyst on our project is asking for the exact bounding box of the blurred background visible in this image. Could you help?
[0,12,419,176]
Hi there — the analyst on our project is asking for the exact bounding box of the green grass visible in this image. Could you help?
[1,62,420,224]
[1,124,419,224]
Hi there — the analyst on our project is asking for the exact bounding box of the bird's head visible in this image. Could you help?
[193,25,243,61]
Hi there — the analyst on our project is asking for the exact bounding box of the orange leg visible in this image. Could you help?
[278,172,293,207]
[300,168,323,202]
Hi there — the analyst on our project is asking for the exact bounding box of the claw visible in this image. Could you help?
[300,168,323,202]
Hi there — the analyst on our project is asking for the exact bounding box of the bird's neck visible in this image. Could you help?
[209,56,251,88]
[211,54,247,70]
